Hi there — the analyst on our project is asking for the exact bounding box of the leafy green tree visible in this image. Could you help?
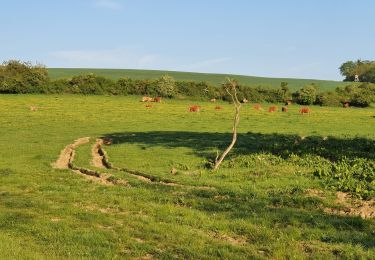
[339,59,375,83]
[293,84,317,105]
[155,75,175,97]
[0,60,49,93]
[339,61,356,81]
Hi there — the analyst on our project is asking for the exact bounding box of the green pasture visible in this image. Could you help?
[0,95,374,259]
[48,68,349,91]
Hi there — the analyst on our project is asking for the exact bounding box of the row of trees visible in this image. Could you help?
[340,59,375,83]
[1,60,374,107]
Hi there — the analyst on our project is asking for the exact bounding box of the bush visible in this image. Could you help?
[315,91,343,107]
[68,74,115,95]
[0,60,49,93]
[154,75,175,97]
[315,157,375,199]
[350,92,372,107]
[293,84,317,105]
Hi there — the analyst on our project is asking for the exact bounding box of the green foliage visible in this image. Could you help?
[315,158,375,199]
[68,74,115,95]
[115,77,134,95]
[154,75,176,97]
[340,59,375,83]
[0,60,49,93]
[315,91,343,107]
[293,84,317,105]
[1,60,374,107]
[350,92,372,107]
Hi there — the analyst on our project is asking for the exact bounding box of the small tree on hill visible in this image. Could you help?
[155,74,176,97]
[213,78,241,171]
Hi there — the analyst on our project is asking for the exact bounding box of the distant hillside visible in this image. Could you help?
[48,68,349,91]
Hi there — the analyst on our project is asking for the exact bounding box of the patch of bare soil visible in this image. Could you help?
[52,137,128,187]
[324,192,375,219]
[91,139,105,168]
[52,137,90,169]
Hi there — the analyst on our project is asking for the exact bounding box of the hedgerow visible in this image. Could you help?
[1,60,374,107]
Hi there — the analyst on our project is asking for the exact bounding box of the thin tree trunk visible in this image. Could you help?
[213,79,241,171]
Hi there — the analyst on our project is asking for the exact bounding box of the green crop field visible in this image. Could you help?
[0,95,374,259]
[48,68,349,91]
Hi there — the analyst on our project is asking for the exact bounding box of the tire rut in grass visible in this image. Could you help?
[96,138,215,190]
[53,137,214,190]
[53,137,128,186]
[52,137,90,169]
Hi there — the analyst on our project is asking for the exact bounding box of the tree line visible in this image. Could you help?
[1,60,374,107]
[340,59,375,83]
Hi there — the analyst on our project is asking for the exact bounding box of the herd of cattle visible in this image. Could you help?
[141,96,311,114]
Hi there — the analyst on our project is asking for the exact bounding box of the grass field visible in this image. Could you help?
[48,68,350,91]
[0,94,374,259]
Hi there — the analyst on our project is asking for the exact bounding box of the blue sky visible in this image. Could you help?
[1,0,374,80]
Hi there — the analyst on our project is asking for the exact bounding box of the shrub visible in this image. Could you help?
[315,157,375,199]
[154,75,175,97]
[68,74,115,95]
[0,60,49,93]
[350,92,372,107]
[315,91,343,107]
[293,84,317,105]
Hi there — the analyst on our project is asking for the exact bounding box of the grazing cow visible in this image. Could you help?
[214,106,223,110]
[299,107,311,114]
[189,105,201,112]
[343,102,350,108]
[210,98,216,102]
[30,106,38,111]
[142,96,154,102]
[153,97,162,103]
[145,104,153,108]
[242,98,249,103]
[268,106,277,113]
[253,104,263,111]
[281,106,288,112]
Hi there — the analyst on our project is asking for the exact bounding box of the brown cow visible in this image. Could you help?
[142,96,154,102]
[189,105,201,112]
[281,106,288,112]
[268,106,277,113]
[299,107,311,114]
[343,102,350,108]
[253,104,263,111]
[214,106,223,110]
[153,97,162,103]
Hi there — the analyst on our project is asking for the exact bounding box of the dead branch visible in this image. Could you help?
[213,78,241,171]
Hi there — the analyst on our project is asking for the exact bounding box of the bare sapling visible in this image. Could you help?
[213,78,241,171]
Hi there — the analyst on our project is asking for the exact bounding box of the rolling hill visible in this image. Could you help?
[48,68,349,91]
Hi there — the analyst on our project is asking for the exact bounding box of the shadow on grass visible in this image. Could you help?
[189,187,375,249]
[103,131,375,162]
[102,131,375,249]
